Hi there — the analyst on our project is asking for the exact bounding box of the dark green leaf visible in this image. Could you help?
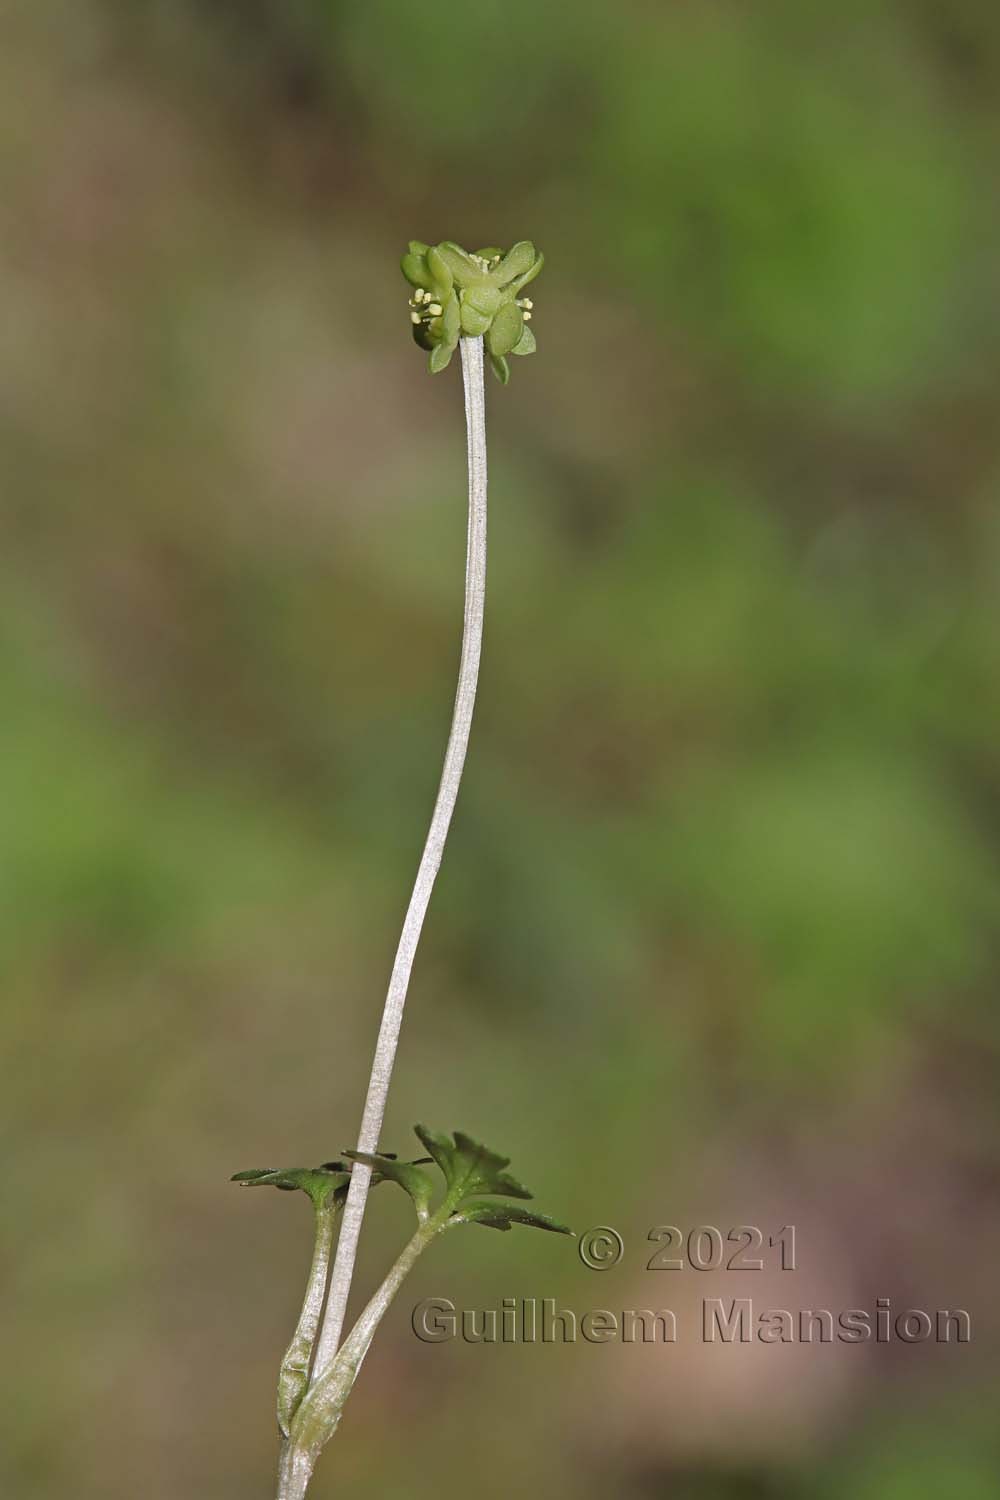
[231,1166,350,1206]
[344,1151,435,1221]
[454,1202,574,1235]
[413,1125,532,1205]
[412,1124,454,1178]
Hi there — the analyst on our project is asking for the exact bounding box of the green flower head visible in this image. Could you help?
[401,239,543,384]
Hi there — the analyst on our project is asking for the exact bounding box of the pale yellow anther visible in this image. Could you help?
[427,303,443,316]
[522,298,533,310]
[522,310,532,321]
[410,311,421,324]
[415,288,427,302]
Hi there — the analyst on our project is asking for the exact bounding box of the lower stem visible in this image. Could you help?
[277,1219,443,1498]
[276,1439,314,1500]
[277,1199,338,1442]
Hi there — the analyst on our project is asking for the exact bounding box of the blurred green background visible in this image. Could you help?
[3,2,1000,1496]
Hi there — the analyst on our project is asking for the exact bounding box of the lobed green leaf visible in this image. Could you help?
[454,1202,574,1235]
[344,1151,435,1221]
[414,1125,533,1206]
[231,1165,350,1207]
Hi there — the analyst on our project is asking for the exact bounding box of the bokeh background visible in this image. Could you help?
[3,2,1000,1497]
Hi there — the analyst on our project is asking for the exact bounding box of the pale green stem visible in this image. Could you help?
[277,1216,448,1499]
[276,1199,338,1443]
[309,335,488,1386]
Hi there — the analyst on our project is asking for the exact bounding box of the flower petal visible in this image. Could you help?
[486,300,524,357]
[494,241,536,286]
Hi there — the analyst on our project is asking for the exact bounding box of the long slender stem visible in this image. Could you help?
[309,335,488,1388]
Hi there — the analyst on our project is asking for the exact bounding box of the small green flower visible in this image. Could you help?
[402,239,543,381]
